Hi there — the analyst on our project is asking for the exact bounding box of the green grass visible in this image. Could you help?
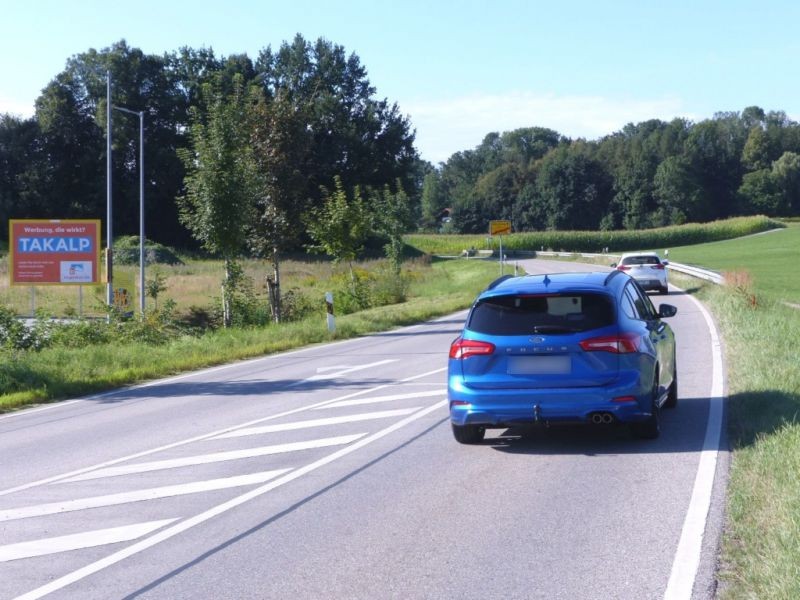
[0,258,497,412]
[666,223,800,305]
[693,283,800,599]
[665,232,800,598]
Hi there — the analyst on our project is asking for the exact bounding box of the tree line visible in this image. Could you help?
[0,36,421,251]
[420,108,800,233]
[3,36,800,254]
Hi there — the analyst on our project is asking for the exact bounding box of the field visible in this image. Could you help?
[667,222,800,305]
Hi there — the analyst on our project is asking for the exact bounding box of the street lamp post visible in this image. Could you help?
[113,105,146,315]
[106,72,113,309]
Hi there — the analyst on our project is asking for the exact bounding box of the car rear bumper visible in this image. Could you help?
[448,373,652,426]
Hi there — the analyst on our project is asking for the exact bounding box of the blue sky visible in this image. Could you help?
[2,0,798,163]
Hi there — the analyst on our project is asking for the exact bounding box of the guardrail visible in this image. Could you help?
[533,251,725,285]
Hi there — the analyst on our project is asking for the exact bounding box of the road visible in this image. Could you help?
[0,259,726,599]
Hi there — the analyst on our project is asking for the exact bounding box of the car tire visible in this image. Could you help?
[659,285,669,295]
[452,423,485,444]
[631,381,661,439]
[664,363,678,409]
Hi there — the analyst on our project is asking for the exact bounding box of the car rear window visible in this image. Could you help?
[467,293,615,335]
[621,255,660,266]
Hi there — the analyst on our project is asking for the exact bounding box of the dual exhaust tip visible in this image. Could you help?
[590,412,615,425]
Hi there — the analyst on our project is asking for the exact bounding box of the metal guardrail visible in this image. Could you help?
[533,251,725,285]
[665,262,725,285]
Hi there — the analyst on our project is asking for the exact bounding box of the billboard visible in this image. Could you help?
[9,219,101,286]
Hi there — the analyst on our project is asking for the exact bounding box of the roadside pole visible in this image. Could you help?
[325,292,335,333]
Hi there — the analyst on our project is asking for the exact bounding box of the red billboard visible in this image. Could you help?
[9,219,101,286]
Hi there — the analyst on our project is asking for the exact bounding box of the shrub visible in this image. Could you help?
[113,236,184,266]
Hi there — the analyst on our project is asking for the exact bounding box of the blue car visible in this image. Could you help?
[448,271,678,443]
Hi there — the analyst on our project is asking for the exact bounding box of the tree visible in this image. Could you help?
[420,170,446,231]
[372,181,413,272]
[178,76,257,327]
[305,176,371,285]
[255,35,418,225]
[248,89,312,322]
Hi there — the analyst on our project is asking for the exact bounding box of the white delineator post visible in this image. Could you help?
[325,292,335,333]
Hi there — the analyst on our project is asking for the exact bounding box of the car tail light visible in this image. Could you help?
[449,337,495,359]
[651,264,665,270]
[579,334,640,354]
[617,265,630,271]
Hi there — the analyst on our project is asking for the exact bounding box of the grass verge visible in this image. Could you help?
[688,281,800,598]
[0,259,496,412]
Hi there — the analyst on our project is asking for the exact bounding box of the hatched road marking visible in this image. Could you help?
[61,434,366,483]
[0,470,290,522]
[0,519,179,562]
[212,408,421,439]
[319,389,446,409]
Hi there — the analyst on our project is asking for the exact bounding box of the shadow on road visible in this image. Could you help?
[476,397,712,455]
[727,390,800,449]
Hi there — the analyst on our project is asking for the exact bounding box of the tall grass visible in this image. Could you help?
[405,215,782,256]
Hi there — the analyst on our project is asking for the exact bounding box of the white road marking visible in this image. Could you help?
[0,519,178,562]
[664,290,725,600]
[61,434,365,483]
[14,400,447,600]
[318,389,446,410]
[213,408,421,439]
[0,401,80,421]
[289,359,397,386]
[0,367,446,498]
[0,470,290,523]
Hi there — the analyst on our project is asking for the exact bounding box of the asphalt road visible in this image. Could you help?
[0,259,726,600]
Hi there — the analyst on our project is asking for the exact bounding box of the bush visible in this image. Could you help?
[114,236,184,266]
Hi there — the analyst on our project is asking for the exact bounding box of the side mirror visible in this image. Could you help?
[610,263,617,268]
[658,304,677,318]
[662,259,670,266]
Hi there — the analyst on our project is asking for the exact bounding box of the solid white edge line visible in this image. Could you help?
[14,400,448,600]
[0,366,446,497]
[663,288,725,600]
[0,519,179,562]
[0,400,80,422]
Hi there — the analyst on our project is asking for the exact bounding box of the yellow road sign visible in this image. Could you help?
[489,220,512,236]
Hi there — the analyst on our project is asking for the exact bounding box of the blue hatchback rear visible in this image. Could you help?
[448,271,678,443]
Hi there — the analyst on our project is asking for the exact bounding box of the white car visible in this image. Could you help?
[615,252,669,294]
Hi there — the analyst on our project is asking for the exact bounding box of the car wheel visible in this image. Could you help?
[631,381,661,439]
[452,423,485,444]
[659,285,669,295]
[664,363,678,409]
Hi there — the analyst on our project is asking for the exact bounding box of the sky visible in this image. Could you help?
[2,0,799,164]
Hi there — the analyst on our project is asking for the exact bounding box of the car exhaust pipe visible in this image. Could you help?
[590,412,615,425]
